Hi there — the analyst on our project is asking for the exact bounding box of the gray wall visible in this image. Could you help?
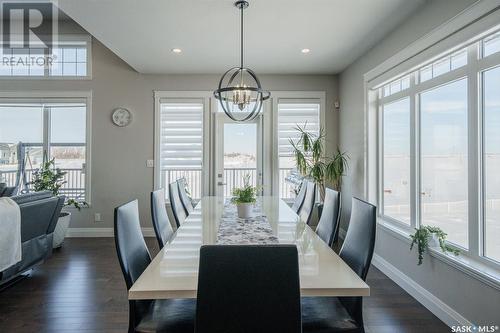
[0,34,338,229]
[338,0,499,325]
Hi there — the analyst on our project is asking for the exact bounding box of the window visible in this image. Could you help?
[483,65,500,262]
[382,98,411,224]
[420,79,468,248]
[157,100,204,200]
[0,100,89,202]
[418,49,467,83]
[383,75,410,97]
[374,27,500,268]
[483,32,500,57]
[0,38,91,78]
[277,102,320,199]
[50,45,88,77]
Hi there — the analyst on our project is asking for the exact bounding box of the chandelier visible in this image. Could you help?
[214,0,270,122]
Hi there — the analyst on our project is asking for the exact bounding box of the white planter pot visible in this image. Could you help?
[53,212,71,248]
[236,203,254,219]
[428,234,440,248]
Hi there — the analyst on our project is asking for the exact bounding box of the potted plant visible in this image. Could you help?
[290,123,349,214]
[409,225,460,265]
[29,157,88,248]
[230,174,259,219]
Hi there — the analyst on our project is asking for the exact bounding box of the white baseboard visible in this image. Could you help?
[372,253,472,328]
[66,227,155,238]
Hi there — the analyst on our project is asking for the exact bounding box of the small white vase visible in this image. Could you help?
[237,203,254,219]
[53,211,71,248]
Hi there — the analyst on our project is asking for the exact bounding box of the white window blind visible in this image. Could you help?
[159,101,204,199]
[278,102,320,158]
[277,101,320,199]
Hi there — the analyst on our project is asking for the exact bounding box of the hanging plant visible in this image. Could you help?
[409,226,460,265]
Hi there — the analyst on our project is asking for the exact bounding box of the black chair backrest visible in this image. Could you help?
[169,182,187,228]
[291,179,308,213]
[315,188,341,247]
[177,178,194,214]
[151,189,174,249]
[196,245,302,333]
[298,181,316,225]
[114,200,151,290]
[1,185,18,197]
[339,197,376,326]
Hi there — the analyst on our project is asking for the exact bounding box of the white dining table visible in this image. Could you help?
[128,196,369,300]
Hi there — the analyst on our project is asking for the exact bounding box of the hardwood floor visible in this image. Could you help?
[0,238,449,333]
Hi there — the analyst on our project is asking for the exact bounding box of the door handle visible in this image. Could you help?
[217,182,227,186]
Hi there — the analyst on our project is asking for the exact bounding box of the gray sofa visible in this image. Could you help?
[0,191,65,287]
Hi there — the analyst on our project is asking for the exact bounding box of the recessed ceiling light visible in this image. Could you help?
[301,48,311,54]
[171,48,182,54]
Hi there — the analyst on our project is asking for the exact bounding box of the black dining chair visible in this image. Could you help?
[169,181,187,228]
[195,245,302,333]
[177,178,194,214]
[298,181,316,225]
[291,179,308,213]
[301,197,376,333]
[151,189,175,249]
[315,187,341,247]
[114,200,195,333]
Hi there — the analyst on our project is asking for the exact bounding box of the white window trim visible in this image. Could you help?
[271,91,326,200]
[0,90,92,205]
[153,91,212,199]
[0,34,92,80]
[363,4,500,287]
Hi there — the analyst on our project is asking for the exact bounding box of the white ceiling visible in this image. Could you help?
[57,0,426,74]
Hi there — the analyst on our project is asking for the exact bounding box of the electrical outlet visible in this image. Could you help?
[94,213,102,222]
[146,159,154,168]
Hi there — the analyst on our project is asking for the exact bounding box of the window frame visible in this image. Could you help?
[378,94,414,230]
[370,23,500,276]
[0,90,92,205]
[0,34,92,80]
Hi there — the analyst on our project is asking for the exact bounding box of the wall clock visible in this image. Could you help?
[112,108,132,127]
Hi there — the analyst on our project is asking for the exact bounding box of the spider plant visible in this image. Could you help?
[290,123,349,201]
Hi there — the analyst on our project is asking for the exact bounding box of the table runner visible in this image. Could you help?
[216,202,279,245]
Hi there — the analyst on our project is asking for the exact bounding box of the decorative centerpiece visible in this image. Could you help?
[230,174,259,219]
[409,225,460,265]
[29,157,88,248]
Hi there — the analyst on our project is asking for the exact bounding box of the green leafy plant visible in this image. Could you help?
[230,174,259,205]
[29,157,88,210]
[290,123,349,201]
[410,226,460,265]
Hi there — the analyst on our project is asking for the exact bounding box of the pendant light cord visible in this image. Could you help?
[240,4,244,69]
